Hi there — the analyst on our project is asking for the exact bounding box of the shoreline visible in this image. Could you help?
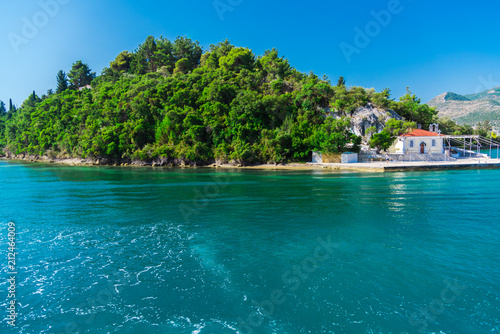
[0,155,327,171]
[2,155,500,173]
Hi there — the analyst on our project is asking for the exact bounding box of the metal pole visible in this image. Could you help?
[448,138,450,160]
[478,138,480,163]
[449,138,452,160]
[495,139,499,159]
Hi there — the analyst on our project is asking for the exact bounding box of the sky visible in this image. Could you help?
[1,0,500,107]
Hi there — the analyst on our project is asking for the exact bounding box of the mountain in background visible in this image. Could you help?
[428,86,500,128]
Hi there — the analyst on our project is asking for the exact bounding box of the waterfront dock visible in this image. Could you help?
[312,158,500,172]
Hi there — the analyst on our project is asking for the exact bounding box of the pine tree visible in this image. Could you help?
[56,70,68,93]
[27,91,40,106]
[0,100,6,113]
[337,76,346,87]
[8,99,16,112]
[67,61,96,89]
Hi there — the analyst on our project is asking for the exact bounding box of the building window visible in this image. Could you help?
[409,140,414,148]
[432,139,436,147]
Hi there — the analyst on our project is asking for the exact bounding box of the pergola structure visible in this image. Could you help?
[443,135,500,159]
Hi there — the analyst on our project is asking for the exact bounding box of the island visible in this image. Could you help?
[0,36,496,172]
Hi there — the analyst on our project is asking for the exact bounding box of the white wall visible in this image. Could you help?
[312,151,322,163]
[394,137,444,154]
[341,153,358,163]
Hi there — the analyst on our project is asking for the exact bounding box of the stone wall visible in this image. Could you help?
[358,151,456,162]
[387,154,455,162]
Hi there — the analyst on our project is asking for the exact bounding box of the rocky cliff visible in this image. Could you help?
[336,103,402,139]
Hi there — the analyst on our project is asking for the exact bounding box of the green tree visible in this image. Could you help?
[371,88,392,109]
[461,124,474,135]
[67,61,96,89]
[337,76,346,87]
[435,116,465,135]
[475,120,492,137]
[219,47,255,72]
[173,58,191,75]
[392,87,437,127]
[384,118,416,136]
[131,36,158,74]
[257,48,291,79]
[366,125,377,137]
[25,91,41,107]
[369,130,393,153]
[202,39,234,68]
[110,51,133,73]
[8,99,16,113]
[173,36,203,70]
[0,101,6,113]
[313,117,360,153]
[369,118,416,152]
[56,70,68,93]
[154,37,176,73]
[400,87,419,121]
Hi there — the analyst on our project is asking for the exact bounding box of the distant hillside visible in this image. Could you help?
[428,86,500,128]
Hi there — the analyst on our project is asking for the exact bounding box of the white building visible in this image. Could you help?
[393,129,445,155]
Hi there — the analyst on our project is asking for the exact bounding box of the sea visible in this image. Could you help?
[0,160,499,333]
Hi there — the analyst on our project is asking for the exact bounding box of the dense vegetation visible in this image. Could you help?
[0,36,476,164]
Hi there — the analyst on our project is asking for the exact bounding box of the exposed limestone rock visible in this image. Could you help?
[339,103,402,139]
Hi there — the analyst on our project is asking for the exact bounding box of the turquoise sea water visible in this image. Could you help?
[0,160,499,334]
[482,149,500,159]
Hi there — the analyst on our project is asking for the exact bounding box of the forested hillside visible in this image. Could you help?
[0,36,469,165]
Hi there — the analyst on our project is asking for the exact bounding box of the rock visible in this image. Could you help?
[347,103,402,138]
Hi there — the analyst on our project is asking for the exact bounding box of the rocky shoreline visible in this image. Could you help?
[0,154,322,170]
[1,153,161,167]
[3,154,500,173]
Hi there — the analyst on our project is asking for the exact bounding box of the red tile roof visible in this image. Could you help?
[401,129,444,137]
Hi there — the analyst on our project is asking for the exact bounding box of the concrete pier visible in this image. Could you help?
[312,158,500,172]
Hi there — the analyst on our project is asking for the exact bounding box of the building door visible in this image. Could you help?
[420,142,425,154]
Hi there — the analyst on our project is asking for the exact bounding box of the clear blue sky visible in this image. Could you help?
[1,0,499,107]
